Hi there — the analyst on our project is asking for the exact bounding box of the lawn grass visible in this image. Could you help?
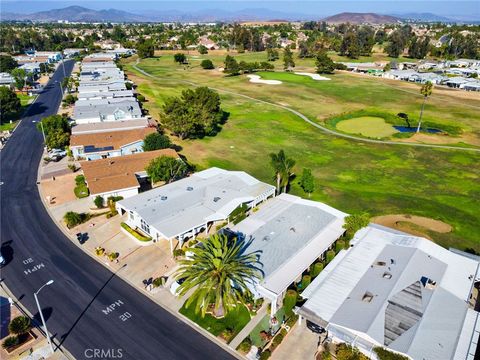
[336,116,398,138]
[123,56,480,252]
[179,302,251,343]
[249,308,286,348]
[0,94,34,131]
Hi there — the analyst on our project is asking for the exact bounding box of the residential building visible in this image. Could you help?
[116,167,276,252]
[297,225,480,360]
[81,149,178,200]
[70,127,156,160]
[73,98,143,124]
[226,193,347,317]
[71,118,154,135]
[197,36,219,50]
[0,72,15,88]
[77,90,135,100]
[34,51,62,62]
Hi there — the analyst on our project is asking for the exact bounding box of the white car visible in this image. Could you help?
[169,277,186,296]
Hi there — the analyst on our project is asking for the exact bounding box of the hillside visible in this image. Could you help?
[1,6,147,23]
[323,12,400,24]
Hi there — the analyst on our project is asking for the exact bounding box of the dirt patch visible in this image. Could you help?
[40,172,78,207]
[373,214,452,237]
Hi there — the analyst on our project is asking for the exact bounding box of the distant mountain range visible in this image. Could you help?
[323,12,400,24]
[0,6,469,23]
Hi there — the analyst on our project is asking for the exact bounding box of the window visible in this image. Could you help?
[140,219,150,234]
[129,211,134,220]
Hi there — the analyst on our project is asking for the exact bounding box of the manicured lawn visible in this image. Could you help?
[249,308,286,348]
[336,116,398,138]
[179,302,251,343]
[123,56,480,252]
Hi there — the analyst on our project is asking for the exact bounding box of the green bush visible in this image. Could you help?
[373,347,409,360]
[326,250,336,264]
[336,343,369,360]
[63,211,88,228]
[259,350,271,360]
[106,210,118,219]
[270,328,287,351]
[94,195,104,208]
[108,252,119,261]
[75,174,85,185]
[201,59,215,69]
[74,184,89,198]
[285,314,298,328]
[153,277,165,288]
[2,335,19,349]
[8,316,31,335]
[120,222,151,241]
[173,249,185,258]
[311,262,324,278]
[283,289,298,316]
[137,94,146,102]
[107,195,124,202]
[236,337,252,353]
[299,275,311,290]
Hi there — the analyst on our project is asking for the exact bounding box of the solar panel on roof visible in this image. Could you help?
[84,145,115,153]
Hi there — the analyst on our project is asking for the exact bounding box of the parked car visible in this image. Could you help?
[169,277,186,296]
[306,320,326,334]
[49,148,67,157]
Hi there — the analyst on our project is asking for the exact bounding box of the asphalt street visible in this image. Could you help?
[0,60,236,360]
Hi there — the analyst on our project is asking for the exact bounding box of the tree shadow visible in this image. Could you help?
[1,240,14,266]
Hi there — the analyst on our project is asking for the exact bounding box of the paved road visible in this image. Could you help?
[133,61,480,153]
[0,61,236,360]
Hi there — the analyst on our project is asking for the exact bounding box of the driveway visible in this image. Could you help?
[272,322,319,360]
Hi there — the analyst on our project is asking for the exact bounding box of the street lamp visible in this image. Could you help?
[34,280,55,355]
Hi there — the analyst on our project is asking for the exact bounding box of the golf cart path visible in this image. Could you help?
[133,61,480,153]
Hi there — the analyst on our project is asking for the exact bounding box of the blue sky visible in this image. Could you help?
[2,1,479,18]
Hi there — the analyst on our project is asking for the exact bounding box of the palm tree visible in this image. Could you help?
[175,234,261,317]
[269,150,296,194]
[416,81,433,133]
[8,316,31,336]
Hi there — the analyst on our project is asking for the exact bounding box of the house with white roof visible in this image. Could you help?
[297,225,480,360]
[116,168,276,252]
[225,193,347,317]
[0,72,15,88]
[73,98,142,124]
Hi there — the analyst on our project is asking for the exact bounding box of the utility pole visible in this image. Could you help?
[34,280,55,355]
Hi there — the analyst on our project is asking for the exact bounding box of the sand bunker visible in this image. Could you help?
[294,72,331,81]
[373,214,452,235]
[247,74,282,85]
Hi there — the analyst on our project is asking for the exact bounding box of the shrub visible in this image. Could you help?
[106,210,118,219]
[63,211,83,228]
[336,343,369,360]
[136,94,146,102]
[259,350,271,360]
[67,163,77,172]
[75,174,85,185]
[94,195,104,208]
[283,289,298,316]
[152,277,166,288]
[236,337,252,353]
[120,222,151,242]
[271,329,287,351]
[326,250,336,264]
[311,262,324,278]
[373,347,409,360]
[200,59,214,69]
[108,252,119,261]
[299,275,311,290]
[2,336,19,349]
[173,249,185,258]
[95,247,105,256]
[143,132,172,151]
[8,316,31,335]
[107,196,124,203]
[285,314,298,328]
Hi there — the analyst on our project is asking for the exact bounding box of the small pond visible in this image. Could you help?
[393,126,442,134]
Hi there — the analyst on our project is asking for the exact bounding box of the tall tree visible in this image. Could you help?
[224,55,240,76]
[0,87,21,122]
[283,47,295,70]
[175,233,261,317]
[145,156,187,184]
[269,150,296,194]
[0,55,18,73]
[162,86,224,139]
[386,31,405,58]
[136,40,154,59]
[417,81,433,133]
[315,51,335,74]
[142,132,172,151]
[299,168,315,197]
[10,68,28,90]
[340,31,360,59]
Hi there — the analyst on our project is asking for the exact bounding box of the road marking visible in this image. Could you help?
[22,257,46,276]
[119,312,132,322]
[102,300,124,315]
